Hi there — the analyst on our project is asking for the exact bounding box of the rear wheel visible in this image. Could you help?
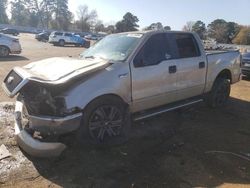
[206,78,231,108]
[0,46,9,57]
[58,39,65,46]
[77,96,130,145]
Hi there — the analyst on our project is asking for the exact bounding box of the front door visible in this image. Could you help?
[130,33,178,112]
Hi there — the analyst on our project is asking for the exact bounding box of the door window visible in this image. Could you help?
[54,32,63,36]
[134,34,173,67]
[173,33,200,58]
[65,33,73,37]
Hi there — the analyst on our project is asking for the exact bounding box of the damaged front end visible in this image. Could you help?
[2,67,82,157]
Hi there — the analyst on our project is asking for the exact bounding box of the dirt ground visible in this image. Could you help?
[1,34,250,188]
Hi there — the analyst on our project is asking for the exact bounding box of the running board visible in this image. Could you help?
[133,99,203,121]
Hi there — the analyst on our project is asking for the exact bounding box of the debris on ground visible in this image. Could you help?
[0,144,11,161]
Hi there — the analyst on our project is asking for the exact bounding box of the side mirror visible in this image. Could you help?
[134,58,144,67]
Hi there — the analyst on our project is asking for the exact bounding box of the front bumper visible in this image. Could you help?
[14,100,82,157]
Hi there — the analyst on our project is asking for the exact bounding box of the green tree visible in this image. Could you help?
[11,0,30,26]
[208,19,228,43]
[23,0,44,28]
[208,19,241,43]
[226,22,240,43]
[105,25,115,34]
[40,0,55,29]
[192,20,206,39]
[50,0,73,30]
[164,26,171,31]
[145,22,163,30]
[116,12,139,32]
[0,0,9,24]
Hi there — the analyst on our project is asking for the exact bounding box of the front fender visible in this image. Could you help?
[63,63,131,110]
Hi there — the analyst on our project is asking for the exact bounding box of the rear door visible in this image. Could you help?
[169,33,207,100]
[64,33,73,43]
[131,33,178,112]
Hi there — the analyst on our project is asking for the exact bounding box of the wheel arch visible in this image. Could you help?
[0,45,10,52]
[215,69,232,83]
[83,94,129,110]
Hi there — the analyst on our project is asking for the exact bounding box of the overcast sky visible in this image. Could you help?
[68,0,250,30]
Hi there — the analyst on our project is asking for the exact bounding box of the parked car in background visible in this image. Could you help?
[241,52,250,77]
[85,34,104,41]
[0,28,19,36]
[203,38,218,50]
[2,31,241,157]
[73,32,91,38]
[49,31,90,48]
[0,33,21,57]
[35,32,50,42]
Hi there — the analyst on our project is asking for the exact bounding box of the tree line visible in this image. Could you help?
[183,20,250,45]
[0,0,142,34]
[0,0,249,44]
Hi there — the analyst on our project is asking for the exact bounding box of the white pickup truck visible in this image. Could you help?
[2,30,241,157]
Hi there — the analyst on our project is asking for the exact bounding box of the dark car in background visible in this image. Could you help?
[35,32,50,42]
[85,33,105,41]
[0,28,19,36]
[241,52,250,77]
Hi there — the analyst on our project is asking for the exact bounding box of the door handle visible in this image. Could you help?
[119,73,128,78]
[169,65,177,74]
[199,62,205,69]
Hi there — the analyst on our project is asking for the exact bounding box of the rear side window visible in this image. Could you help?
[174,34,200,58]
[65,33,72,37]
[134,33,173,67]
[55,32,63,36]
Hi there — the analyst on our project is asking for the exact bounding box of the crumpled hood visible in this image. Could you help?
[23,57,109,81]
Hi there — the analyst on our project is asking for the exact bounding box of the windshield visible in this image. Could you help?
[80,33,143,61]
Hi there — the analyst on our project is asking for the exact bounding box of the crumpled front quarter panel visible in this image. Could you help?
[63,63,132,110]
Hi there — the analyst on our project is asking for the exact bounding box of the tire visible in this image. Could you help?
[0,46,10,57]
[58,40,65,46]
[206,78,231,108]
[77,96,131,146]
[84,41,90,48]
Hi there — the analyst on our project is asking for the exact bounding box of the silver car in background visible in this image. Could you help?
[0,33,22,57]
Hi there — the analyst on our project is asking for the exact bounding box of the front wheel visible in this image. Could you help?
[206,78,231,108]
[0,46,9,57]
[58,40,65,46]
[77,96,131,145]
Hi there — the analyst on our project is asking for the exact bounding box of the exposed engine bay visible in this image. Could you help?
[20,82,68,117]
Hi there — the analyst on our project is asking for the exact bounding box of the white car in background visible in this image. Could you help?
[49,31,88,47]
[0,33,22,57]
